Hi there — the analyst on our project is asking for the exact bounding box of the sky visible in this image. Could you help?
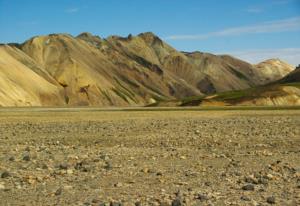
[0,0,300,65]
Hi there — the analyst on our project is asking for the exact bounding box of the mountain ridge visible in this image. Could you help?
[0,32,296,106]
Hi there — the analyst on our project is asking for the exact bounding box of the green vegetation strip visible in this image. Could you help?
[0,106,300,113]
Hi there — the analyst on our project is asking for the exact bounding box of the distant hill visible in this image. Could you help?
[150,69,300,107]
[0,32,295,106]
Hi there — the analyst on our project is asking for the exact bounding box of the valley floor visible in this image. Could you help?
[0,109,299,205]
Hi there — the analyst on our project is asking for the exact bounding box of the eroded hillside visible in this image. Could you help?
[0,32,295,106]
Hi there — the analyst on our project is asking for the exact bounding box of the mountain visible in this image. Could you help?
[0,32,295,106]
[254,59,295,83]
[0,45,64,106]
[151,68,300,107]
[278,66,300,83]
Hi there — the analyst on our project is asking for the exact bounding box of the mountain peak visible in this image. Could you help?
[257,59,293,69]
[77,32,101,40]
[138,32,163,46]
[77,32,94,38]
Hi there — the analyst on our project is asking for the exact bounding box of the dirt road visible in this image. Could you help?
[0,109,299,205]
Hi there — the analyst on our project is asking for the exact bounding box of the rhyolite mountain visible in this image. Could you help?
[0,32,296,106]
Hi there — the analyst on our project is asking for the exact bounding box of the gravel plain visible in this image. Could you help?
[0,108,299,206]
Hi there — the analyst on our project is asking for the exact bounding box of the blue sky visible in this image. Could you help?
[0,0,300,65]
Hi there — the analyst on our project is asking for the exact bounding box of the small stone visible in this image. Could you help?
[114,182,122,187]
[196,194,209,201]
[42,164,48,169]
[250,200,259,206]
[241,195,251,201]
[55,187,62,196]
[204,182,211,186]
[63,185,73,190]
[100,154,110,161]
[135,201,142,206]
[258,178,268,185]
[104,161,112,170]
[242,184,255,191]
[1,171,10,178]
[141,168,149,173]
[59,163,68,170]
[195,130,200,134]
[266,174,274,180]
[91,198,99,203]
[23,154,30,161]
[156,172,163,176]
[110,202,122,206]
[8,156,15,161]
[266,196,275,204]
[171,198,182,206]
[27,177,36,185]
[67,169,73,174]
[245,176,258,184]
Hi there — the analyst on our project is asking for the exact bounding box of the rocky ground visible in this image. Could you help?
[0,108,299,206]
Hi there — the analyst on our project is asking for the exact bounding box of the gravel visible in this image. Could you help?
[0,109,299,205]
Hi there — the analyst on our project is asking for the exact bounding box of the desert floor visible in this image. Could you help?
[0,108,299,206]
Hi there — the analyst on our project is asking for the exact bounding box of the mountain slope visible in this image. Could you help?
[151,69,300,107]
[254,59,294,83]
[0,32,296,107]
[0,45,64,106]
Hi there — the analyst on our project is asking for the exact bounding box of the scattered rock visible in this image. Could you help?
[258,178,269,185]
[171,198,182,206]
[114,182,123,187]
[55,187,62,196]
[266,196,275,204]
[1,171,10,178]
[245,175,258,184]
[22,154,30,161]
[59,163,69,170]
[241,195,251,201]
[8,156,15,161]
[110,202,122,206]
[135,201,142,206]
[196,194,209,201]
[156,172,163,176]
[242,184,255,191]
[66,169,73,174]
[104,161,112,170]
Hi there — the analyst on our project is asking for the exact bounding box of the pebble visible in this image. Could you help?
[266,196,275,204]
[55,187,62,196]
[23,154,30,161]
[241,195,251,201]
[1,171,10,178]
[114,182,123,187]
[196,194,209,201]
[242,184,255,191]
[67,169,73,174]
[171,198,182,206]
[8,156,15,161]
[245,175,258,184]
[258,178,268,185]
[59,163,69,170]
